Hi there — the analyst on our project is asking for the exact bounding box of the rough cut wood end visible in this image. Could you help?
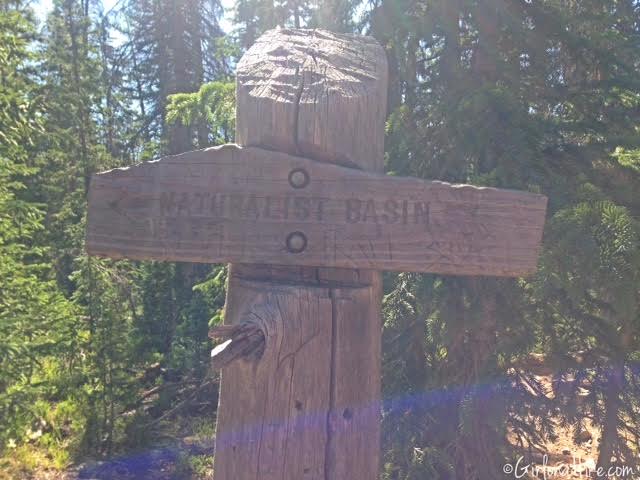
[236,28,388,171]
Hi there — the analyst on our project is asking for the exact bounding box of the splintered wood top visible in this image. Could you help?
[86,145,547,277]
[236,28,387,171]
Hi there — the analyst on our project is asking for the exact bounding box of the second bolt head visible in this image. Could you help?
[288,168,309,188]
[286,232,307,253]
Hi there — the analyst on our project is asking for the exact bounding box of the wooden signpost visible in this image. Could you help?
[86,28,547,479]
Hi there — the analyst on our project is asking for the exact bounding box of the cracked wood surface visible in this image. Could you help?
[213,277,381,480]
[235,28,387,171]
[86,144,547,276]
[214,280,333,479]
[214,28,385,480]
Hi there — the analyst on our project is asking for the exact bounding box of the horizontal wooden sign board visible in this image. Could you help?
[86,145,547,276]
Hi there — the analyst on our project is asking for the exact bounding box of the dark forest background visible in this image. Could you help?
[1,0,640,478]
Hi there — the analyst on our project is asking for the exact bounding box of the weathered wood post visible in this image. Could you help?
[85,27,547,480]
[214,29,387,479]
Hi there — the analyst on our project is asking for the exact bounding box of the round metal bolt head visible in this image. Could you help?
[286,232,307,253]
[288,168,310,188]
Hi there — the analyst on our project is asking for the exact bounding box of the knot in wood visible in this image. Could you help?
[209,322,265,370]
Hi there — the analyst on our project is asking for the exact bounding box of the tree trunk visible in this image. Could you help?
[167,1,191,154]
[597,363,624,473]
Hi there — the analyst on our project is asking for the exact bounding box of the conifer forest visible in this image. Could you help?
[1,0,640,478]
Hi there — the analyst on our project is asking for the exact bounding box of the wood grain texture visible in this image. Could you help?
[218,28,385,480]
[235,28,387,171]
[86,144,548,276]
[326,279,382,480]
[214,276,383,480]
[214,280,333,479]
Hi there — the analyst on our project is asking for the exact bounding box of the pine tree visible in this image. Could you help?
[33,0,142,459]
[0,0,79,465]
[371,0,640,477]
[103,0,230,443]
[119,0,227,154]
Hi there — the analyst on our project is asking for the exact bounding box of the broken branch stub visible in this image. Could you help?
[209,322,265,370]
